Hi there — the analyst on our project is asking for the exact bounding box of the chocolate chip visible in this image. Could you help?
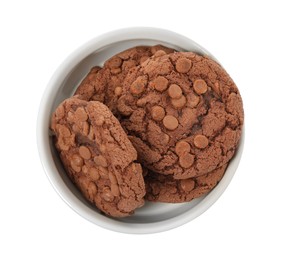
[187,92,200,108]
[193,79,208,95]
[82,165,88,174]
[57,125,71,137]
[74,107,88,122]
[67,111,74,122]
[176,58,192,73]
[151,106,165,121]
[175,141,191,155]
[168,84,182,99]
[107,56,122,69]
[70,154,83,172]
[88,168,100,181]
[154,50,166,57]
[163,115,179,130]
[57,135,74,151]
[93,155,108,167]
[98,166,108,179]
[100,144,106,153]
[212,82,221,95]
[55,105,65,119]
[179,152,194,168]
[151,76,168,92]
[114,87,123,96]
[109,172,117,184]
[194,134,209,149]
[111,184,120,196]
[171,95,187,109]
[79,146,91,160]
[111,68,121,75]
[102,187,114,202]
[180,179,195,192]
[82,122,89,135]
[72,154,83,166]
[88,125,95,140]
[94,115,104,126]
[70,162,81,173]
[89,182,98,197]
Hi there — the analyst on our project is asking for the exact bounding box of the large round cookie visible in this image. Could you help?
[145,164,227,203]
[51,97,145,217]
[74,45,175,115]
[117,52,244,179]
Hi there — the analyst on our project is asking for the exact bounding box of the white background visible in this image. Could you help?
[1,0,282,259]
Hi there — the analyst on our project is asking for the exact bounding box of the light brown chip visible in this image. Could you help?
[179,152,194,168]
[151,76,168,92]
[171,95,187,109]
[101,187,114,202]
[176,58,192,73]
[194,134,209,149]
[180,179,195,192]
[175,141,191,155]
[163,115,179,130]
[187,92,200,108]
[55,105,65,120]
[70,154,83,172]
[111,68,121,75]
[72,154,83,166]
[82,165,88,174]
[88,182,98,197]
[107,56,122,68]
[79,146,91,160]
[151,106,165,121]
[82,122,89,135]
[168,84,182,99]
[109,172,117,184]
[114,87,123,96]
[94,115,104,126]
[154,50,166,57]
[193,79,208,95]
[74,107,88,122]
[111,184,120,196]
[93,155,108,167]
[88,168,100,181]
[57,125,71,137]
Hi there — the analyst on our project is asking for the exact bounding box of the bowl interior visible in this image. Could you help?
[40,30,243,234]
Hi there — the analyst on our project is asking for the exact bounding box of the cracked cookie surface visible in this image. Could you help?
[117,52,244,179]
[51,97,145,217]
[145,164,227,203]
[74,45,175,115]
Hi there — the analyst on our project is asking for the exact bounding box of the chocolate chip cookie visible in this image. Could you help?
[145,164,227,203]
[51,97,145,217]
[117,52,244,179]
[74,45,175,114]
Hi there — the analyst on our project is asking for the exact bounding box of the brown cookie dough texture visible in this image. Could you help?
[145,164,227,203]
[51,97,145,217]
[74,45,175,115]
[117,52,244,179]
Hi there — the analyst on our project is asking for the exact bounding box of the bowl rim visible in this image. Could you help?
[37,27,244,234]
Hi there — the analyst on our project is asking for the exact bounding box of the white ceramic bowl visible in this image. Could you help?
[37,27,244,234]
